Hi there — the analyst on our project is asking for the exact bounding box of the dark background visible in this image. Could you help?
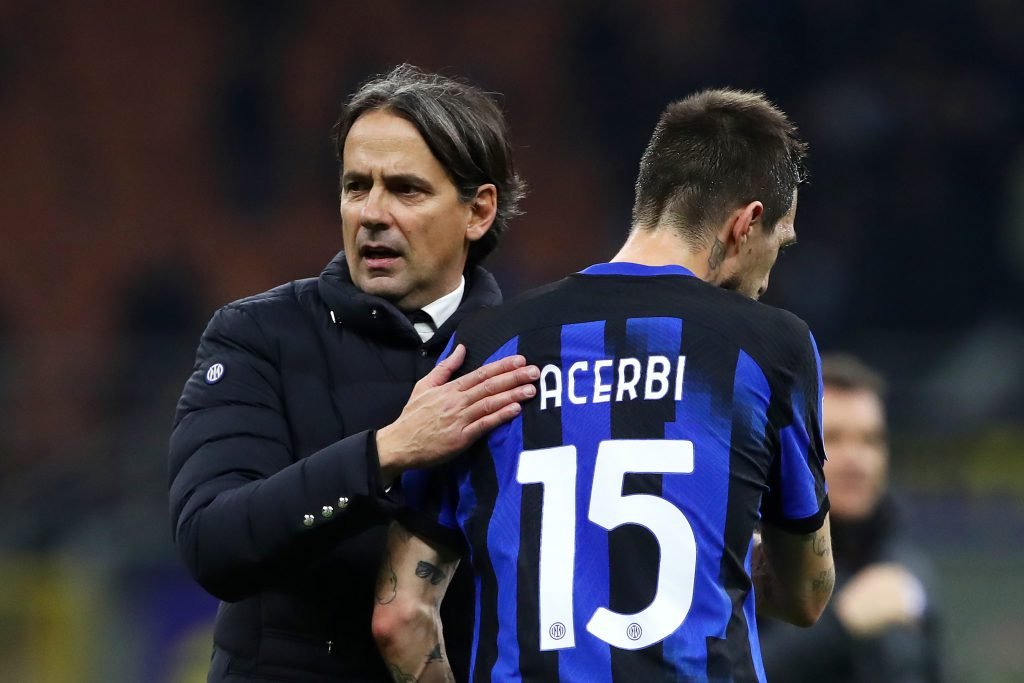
[0,1,1021,681]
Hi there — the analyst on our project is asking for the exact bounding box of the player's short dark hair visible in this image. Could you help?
[331,64,526,267]
[632,88,808,247]
[821,353,887,397]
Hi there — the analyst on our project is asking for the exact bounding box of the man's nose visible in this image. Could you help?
[360,187,391,229]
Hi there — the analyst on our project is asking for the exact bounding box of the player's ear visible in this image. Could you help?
[727,201,764,252]
[466,184,497,243]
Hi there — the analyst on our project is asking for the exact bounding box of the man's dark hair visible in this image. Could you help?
[632,88,808,247]
[821,353,888,397]
[331,64,526,267]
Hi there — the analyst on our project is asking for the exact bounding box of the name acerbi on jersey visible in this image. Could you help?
[538,355,686,410]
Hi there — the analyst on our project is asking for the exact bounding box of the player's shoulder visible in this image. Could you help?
[688,282,807,335]
[452,277,570,366]
[694,286,815,372]
[746,297,812,341]
[750,300,813,357]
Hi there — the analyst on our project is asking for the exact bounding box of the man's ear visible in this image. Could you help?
[466,184,497,243]
[724,201,764,253]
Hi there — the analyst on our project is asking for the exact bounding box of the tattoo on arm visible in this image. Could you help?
[425,645,455,683]
[812,567,835,595]
[415,560,447,586]
[708,238,726,271]
[387,663,417,683]
[383,645,447,683]
[812,533,831,557]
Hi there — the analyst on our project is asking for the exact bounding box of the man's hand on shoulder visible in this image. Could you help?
[376,344,539,484]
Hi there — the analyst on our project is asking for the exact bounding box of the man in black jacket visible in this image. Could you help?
[169,65,537,682]
[758,354,945,682]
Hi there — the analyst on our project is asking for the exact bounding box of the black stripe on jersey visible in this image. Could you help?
[706,345,761,682]
[469,451,501,683]
[606,317,680,682]
[516,324,563,682]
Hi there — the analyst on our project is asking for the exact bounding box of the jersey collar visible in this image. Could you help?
[578,262,697,278]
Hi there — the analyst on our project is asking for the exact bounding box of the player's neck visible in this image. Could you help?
[612,226,713,281]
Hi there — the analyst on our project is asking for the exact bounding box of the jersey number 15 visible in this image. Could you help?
[516,439,697,651]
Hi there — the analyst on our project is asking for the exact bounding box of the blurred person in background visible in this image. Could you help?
[168,64,536,682]
[372,88,834,683]
[759,353,945,682]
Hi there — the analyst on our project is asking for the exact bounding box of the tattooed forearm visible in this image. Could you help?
[812,567,835,595]
[387,663,417,683]
[383,647,449,683]
[425,645,455,683]
[708,237,726,271]
[812,533,831,558]
[377,554,398,605]
[415,560,447,586]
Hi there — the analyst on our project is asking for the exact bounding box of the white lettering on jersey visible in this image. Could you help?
[538,356,686,411]
[540,364,563,410]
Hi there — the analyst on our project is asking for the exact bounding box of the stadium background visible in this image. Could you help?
[0,1,1022,681]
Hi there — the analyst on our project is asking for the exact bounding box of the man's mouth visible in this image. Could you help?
[360,245,401,269]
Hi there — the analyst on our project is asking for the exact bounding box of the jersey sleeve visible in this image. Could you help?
[761,328,830,534]
[397,464,466,553]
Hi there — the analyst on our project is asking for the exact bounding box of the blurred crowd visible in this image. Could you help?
[0,1,1022,679]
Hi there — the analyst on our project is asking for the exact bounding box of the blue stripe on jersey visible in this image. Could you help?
[578,262,696,278]
[401,467,451,529]
[557,321,613,683]
[436,475,459,531]
[454,460,485,680]
[660,320,733,678]
[777,387,820,520]
[438,332,458,362]
[742,540,768,683]
[809,331,826,471]
[478,336,525,682]
[733,351,771,447]
[731,352,772,683]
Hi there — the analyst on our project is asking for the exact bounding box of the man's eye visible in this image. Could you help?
[344,181,367,193]
[397,184,421,196]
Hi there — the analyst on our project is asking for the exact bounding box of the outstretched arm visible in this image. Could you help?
[373,522,461,683]
[171,309,534,602]
[753,514,834,627]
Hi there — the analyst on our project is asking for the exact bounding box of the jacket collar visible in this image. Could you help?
[317,251,502,348]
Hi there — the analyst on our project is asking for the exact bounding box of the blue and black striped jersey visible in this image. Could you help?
[401,262,829,683]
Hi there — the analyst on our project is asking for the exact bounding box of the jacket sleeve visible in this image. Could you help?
[168,303,389,602]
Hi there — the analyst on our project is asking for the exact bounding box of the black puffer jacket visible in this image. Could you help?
[169,252,501,682]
